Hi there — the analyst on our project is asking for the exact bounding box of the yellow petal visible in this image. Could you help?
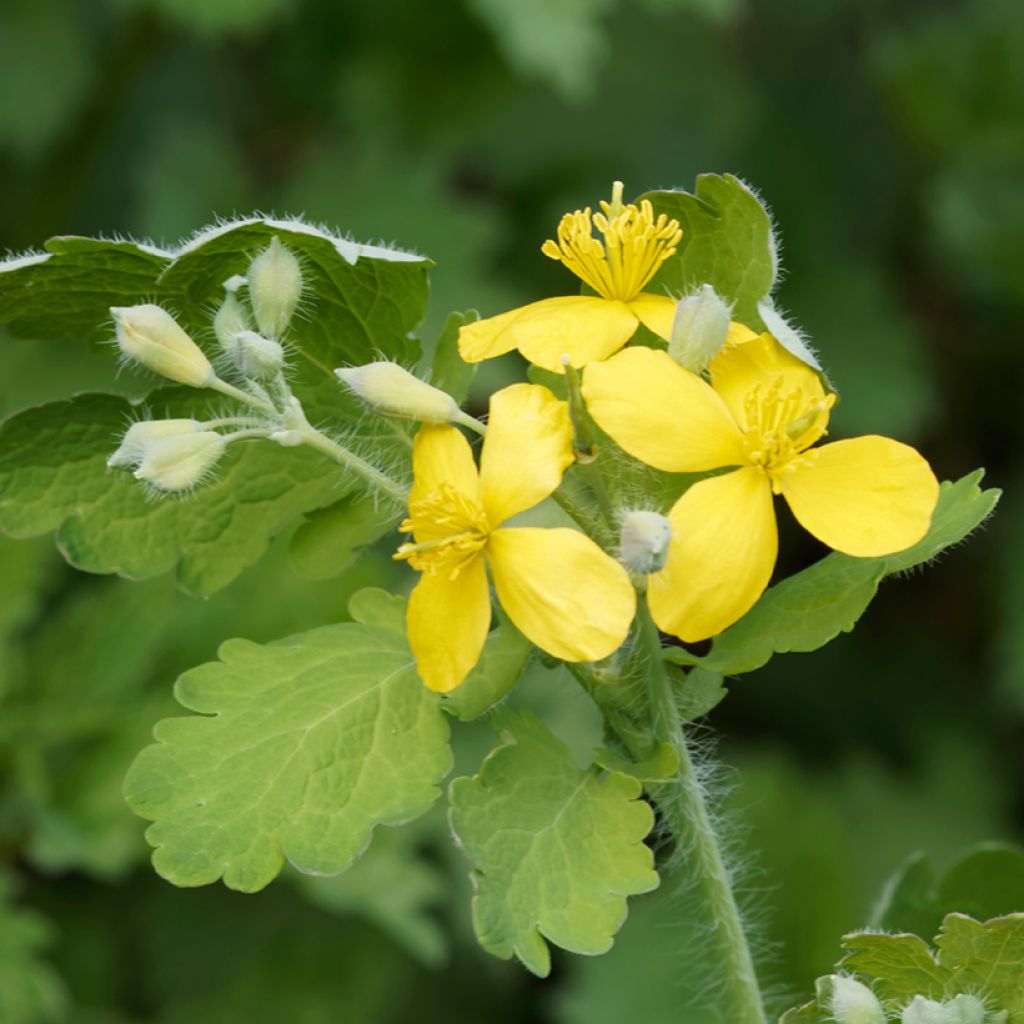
[627,292,676,339]
[725,321,760,347]
[709,331,826,431]
[410,423,480,512]
[776,436,939,557]
[487,527,635,662]
[479,383,573,526]
[406,555,491,692]
[581,346,746,472]
[648,467,777,642]
[506,295,639,372]
[458,307,525,363]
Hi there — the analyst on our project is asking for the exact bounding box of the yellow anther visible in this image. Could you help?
[541,184,682,302]
[393,482,490,578]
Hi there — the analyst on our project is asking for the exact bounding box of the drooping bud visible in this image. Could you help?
[336,361,463,424]
[816,976,885,1024]
[667,284,732,374]
[213,289,252,351]
[247,236,302,338]
[108,418,201,469]
[943,996,988,1024]
[619,510,673,575]
[903,996,953,1024]
[133,431,226,493]
[224,330,285,380]
[112,305,215,388]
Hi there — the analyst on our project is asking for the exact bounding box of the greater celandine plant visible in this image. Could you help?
[0,178,1011,1022]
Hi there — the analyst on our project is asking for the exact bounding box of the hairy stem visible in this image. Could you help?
[296,427,409,506]
[634,600,766,1024]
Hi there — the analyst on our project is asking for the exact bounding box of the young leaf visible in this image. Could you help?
[449,708,659,977]
[840,932,947,1003]
[442,620,533,722]
[935,913,1024,1017]
[666,471,999,677]
[641,174,778,328]
[0,392,349,596]
[124,621,451,892]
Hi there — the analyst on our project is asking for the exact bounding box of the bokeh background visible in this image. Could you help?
[1,0,1022,1020]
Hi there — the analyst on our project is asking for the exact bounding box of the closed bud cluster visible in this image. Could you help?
[619,509,673,575]
[224,330,284,380]
[817,975,886,1024]
[336,361,462,424]
[247,237,302,339]
[903,996,954,1024]
[107,418,200,469]
[944,996,988,1024]
[133,431,226,493]
[112,305,215,387]
[668,284,731,374]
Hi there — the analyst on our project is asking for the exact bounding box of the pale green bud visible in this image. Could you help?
[619,510,673,575]
[112,304,215,388]
[225,330,284,380]
[818,975,885,1024]
[247,236,302,338]
[133,431,226,492]
[336,361,462,424]
[944,996,987,1024]
[108,418,201,469]
[903,996,953,1024]
[213,290,252,351]
[667,284,731,373]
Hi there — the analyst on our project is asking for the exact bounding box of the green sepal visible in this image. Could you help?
[124,620,451,892]
[666,472,999,677]
[448,707,659,977]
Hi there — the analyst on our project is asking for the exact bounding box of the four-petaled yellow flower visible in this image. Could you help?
[396,382,636,692]
[458,182,682,373]
[582,332,940,642]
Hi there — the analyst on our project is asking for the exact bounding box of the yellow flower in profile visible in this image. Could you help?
[458,183,682,373]
[582,333,940,642]
[395,382,636,692]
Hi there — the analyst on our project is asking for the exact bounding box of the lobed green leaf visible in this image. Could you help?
[124,621,451,892]
[449,708,659,977]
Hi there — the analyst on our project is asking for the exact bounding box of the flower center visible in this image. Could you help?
[394,482,490,579]
[540,181,683,302]
[740,375,835,480]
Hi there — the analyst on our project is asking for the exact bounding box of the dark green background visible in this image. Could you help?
[1,0,1021,1020]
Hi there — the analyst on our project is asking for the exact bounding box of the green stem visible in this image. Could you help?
[208,376,276,413]
[633,599,766,1024]
[297,428,409,506]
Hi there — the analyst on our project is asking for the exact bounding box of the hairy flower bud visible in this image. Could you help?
[619,510,673,575]
[108,418,201,469]
[112,304,215,387]
[247,237,302,338]
[133,431,226,492]
[817,976,885,1024]
[213,290,252,351]
[668,284,731,374]
[225,330,284,380]
[903,996,953,1024]
[944,996,989,1024]
[336,361,463,424]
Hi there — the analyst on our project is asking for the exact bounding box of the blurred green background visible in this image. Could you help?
[1,0,1022,1020]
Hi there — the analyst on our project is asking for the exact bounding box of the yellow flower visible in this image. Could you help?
[395,382,636,692]
[582,333,940,642]
[458,183,682,373]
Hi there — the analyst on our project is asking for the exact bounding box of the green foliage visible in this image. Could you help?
[124,621,451,892]
[428,310,479,405]
[448,708,659,977]
[442,620,534,722]
[642,174,777,328]
[667,471,999,676]
[0,876,66,1024]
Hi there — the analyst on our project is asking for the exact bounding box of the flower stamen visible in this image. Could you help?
[394,482,490,579]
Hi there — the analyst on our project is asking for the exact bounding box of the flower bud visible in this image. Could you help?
[903,996,953,1024]
[112,305,215,388]
[336,361,462,424]
[213,290,252,351]
[133,431,226,493]
[247,237,302,338]
[108,418,201,469]
[667,284,732,374]
[224,330,285,380]
[619,510,673,575]
[944,996,987,1024]
[814,976,885,1024]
